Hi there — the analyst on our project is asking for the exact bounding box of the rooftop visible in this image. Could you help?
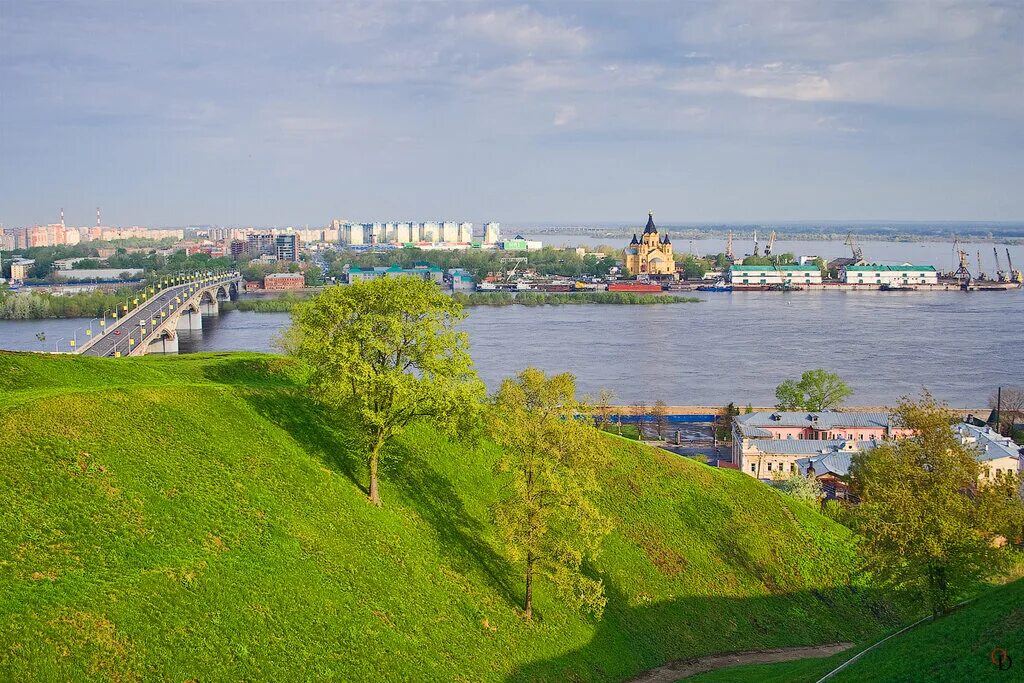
[954,423,1023,462]
[730,265,820,271]
[746,438,880,456]
[844,264,937,272]
[736,411,893,435]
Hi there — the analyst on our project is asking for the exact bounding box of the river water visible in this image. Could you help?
[3,289,1020,408]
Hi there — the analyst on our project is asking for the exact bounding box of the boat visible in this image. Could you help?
[879,284,914,292]
[697,279,732,292]
[607,282,663,293]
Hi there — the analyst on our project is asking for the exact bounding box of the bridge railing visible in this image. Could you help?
[76,271,241,355]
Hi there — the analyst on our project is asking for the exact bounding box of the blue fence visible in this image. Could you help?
[607,414,717,424]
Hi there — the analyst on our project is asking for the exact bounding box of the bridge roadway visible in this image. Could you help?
[78,272,241,357]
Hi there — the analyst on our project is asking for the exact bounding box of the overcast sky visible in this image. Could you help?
[1,1,1022,227]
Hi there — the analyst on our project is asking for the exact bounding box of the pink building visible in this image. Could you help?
[731,411,913,480]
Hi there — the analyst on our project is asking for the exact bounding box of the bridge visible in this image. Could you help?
[76,271,243,357]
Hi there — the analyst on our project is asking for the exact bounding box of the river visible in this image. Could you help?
[3,289,1020,408]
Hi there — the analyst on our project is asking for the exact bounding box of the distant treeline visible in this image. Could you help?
[221,293,312,313]
[0,288,137,320]
[222,290,702,312]
[455,291,701,306]
[0,287,701,320]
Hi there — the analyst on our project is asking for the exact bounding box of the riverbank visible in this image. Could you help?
[0,288,136,320]
[218,290,702,313]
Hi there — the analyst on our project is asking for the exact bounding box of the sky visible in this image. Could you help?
[1,0,1022,227]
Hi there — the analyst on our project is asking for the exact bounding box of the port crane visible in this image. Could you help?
[764,231,777,257]
[725,231,734,260]
[1008,249,1023,284]
[953,249,972,288]
[844,232,863,261]
[500,257,527,282]
[977,250,985,281]
[752,230,759,257]
[994,248,1006,282]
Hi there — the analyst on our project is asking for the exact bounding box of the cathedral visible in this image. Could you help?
[624,212,675,276]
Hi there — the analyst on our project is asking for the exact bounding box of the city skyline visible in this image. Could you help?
[1,1,1022,226]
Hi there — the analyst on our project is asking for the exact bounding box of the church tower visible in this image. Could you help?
[624,212,676,276]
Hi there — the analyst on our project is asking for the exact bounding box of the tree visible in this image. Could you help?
[593,388,616,431]
[632,401,649,439]
[850,394,1013,618]
[304,265,324,286]
[651,400,669,439]
[775,369,853,411]
[717,402,740,441]
[989,386,1024,436]
[776,474,823,504]
[488,368,612,620]
[287,277,484,507]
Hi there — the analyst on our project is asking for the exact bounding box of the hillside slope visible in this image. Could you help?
[0,352,901,681]
[689,577,1024,682]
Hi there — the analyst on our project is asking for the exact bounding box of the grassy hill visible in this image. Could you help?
[689,577,1024,682]
[0,352,903,681]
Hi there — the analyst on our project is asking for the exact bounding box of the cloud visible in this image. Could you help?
[445,6,589,54]
[553,104,577,126]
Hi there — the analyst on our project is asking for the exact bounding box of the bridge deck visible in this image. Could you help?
[78,273,240,357]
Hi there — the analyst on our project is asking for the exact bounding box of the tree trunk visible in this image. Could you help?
[368,439,383,507]
[524,551,534,620]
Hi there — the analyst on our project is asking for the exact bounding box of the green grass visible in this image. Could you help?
[0,351,904,681]
[690,577,1024,683]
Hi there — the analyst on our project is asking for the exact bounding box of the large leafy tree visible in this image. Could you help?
[488,368,612,620]
[288,277,483,507]
[775,369,853,411]
[850,394,1014,617]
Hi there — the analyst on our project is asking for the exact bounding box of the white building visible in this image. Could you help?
[841,264,938,286]
[441,221,459,243]
[953,423,1022,483]
[458,222,473,243]
[395,223,415,243]
[729,265,823,286]
[342,222,365,246]
[421,222,439,243]
[484,222,501,244]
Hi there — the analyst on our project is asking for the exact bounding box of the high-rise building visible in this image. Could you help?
[275,234,300,261]
[337,222,364,246]
[246,233,276,257]
[441,221,458,243]
[484,222,501,244]
[421,222,439,243]
[458,222,473,243]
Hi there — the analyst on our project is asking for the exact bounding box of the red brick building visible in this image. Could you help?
[263,272,305,290]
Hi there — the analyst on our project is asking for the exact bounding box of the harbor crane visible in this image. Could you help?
[764,231,777,257]
[844,232,864,261]
[994,247,1006,281]
[725,231,734,260]
[753,230,759,257]
[500,257,527,281]
[953,249,972,288]
[1008,249,1023,284]
[977,250,985,281]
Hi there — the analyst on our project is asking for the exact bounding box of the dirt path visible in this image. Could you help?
[627,642,855,682]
